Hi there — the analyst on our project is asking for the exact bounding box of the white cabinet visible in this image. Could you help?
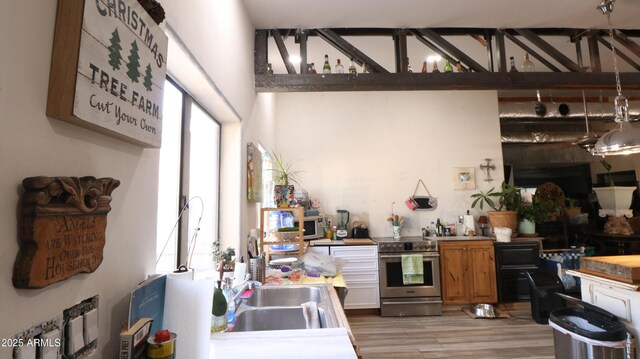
[330,246,379,310]
[571,271,640,359]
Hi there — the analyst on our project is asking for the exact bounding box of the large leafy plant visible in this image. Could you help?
[518,196,560,223]
[271,152,302,186]
[471,181,521,211]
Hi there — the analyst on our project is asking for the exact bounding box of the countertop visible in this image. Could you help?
[210,328,357,358]
[309,238,375,246]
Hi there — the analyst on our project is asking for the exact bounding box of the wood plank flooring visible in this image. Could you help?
[347,302,555,359]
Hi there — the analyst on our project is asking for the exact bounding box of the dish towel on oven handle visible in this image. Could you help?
[401,254,424,285]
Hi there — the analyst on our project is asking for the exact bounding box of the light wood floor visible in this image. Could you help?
[347,302,555,359]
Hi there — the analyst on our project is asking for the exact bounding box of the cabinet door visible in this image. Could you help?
[439,243,468,304]
[468,242,498,304]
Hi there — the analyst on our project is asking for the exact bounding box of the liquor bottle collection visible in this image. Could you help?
[265,52,535,74]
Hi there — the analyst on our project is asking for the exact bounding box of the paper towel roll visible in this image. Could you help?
[233,262,247,286]
[463,215,475,235]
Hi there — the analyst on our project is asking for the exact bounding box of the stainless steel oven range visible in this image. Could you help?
[377,237,441,316]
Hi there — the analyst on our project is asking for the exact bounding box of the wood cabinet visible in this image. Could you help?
[439,240,497,304]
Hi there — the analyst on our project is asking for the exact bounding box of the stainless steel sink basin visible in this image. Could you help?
[232,307,328,332]
[244,286,322,307]
[229,284,339,332]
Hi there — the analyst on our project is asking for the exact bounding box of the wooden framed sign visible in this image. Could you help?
[13,176,120,289]
[47,0,167,148]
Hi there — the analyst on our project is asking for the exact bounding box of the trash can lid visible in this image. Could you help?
[550,307,627,341]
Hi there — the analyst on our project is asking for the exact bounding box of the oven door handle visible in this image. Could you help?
[379,253,439,259]
[381,300,443,305]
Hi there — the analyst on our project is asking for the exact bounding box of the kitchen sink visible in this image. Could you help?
[232,307,328,332]
[229,284,339,332]
[244,286,322,307]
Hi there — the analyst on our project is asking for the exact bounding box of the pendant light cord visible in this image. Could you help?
[605,13,623,98]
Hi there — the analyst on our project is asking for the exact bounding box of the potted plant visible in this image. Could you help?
[517,196,558,236]
[564,197,582,221]
[212,240,236,281]
[470,181,521,237]
[271,152,301,208]
[592,159,635,213]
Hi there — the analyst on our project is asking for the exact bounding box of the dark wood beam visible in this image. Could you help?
[613,30,640,59]
[393,31,409,73]
[254,30,268,74]
[597,34,640,71]
[271,29,296,74]
[314,29,388,73]
[411,31,470,72]
[495,29,507,72]
[504,32,562,72]
[587,30,602,72]
[255,72,640,92]
[484,30,496,72]
[513,28,583,72]
[297,31,308,74]
[413,28,488,72]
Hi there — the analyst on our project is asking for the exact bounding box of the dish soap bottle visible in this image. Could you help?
[211,287,228,332]
[222,277,236,325]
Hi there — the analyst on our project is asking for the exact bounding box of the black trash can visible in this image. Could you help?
[526,270,565,324]
[549,294,629,359]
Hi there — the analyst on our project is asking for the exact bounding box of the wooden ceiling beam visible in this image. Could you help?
[504,32,562,72]
[255,72,640,92]
[314,29,388,73]
[597,33,640,71]
[613,30,640,59]
[513,29,583,72]
[271,29,296,74]
[413,29,488,72]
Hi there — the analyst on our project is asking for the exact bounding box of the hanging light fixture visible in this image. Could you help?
[574,90,600,152]
[592,0,640,156]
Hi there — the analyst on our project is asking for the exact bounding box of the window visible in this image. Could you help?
[259,144,274,208]
[156,79,221,275]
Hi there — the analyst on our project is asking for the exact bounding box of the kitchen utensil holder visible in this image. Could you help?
[249,257,265,283]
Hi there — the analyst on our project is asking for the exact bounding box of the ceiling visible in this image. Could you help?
[242,0,640,30]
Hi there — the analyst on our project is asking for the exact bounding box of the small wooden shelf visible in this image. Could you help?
[259,207,305,262]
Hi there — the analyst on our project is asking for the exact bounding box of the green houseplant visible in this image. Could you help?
[271,152,302,207]
[517,196,558,235]
[471,181,521,237]
[212,240,236,279]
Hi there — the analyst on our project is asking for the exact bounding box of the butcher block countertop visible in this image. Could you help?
[579,255,640,284]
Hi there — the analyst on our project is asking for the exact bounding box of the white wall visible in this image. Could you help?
[275,91,505,237]
[0,1,158,357]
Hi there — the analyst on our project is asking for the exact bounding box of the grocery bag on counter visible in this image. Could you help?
[406,179,437,211]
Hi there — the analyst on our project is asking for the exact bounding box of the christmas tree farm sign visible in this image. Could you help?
[47,0,167,148]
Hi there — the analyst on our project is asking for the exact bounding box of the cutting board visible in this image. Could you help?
[580,255,640,284]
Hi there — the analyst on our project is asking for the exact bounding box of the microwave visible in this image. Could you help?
[293,215,323,240]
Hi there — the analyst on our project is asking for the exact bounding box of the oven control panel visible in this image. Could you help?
[378,240,437,253]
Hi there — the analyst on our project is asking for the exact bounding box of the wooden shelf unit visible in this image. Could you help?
[259,207,305,262]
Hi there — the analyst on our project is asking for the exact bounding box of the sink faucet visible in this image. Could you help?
[231,274,258,305]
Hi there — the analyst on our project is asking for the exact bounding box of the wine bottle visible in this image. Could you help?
[436,218,443,236]
[335,59,344,73]
[431,60,440,73]
[322,54,331,74]
[443,59,453,73]
[456,62,463,73]
[509,56,518,72]
[421,61,427,74]
[348,58,357,74]
[521,52,535,72]
[407,62,413,73]
[310,63,317,74]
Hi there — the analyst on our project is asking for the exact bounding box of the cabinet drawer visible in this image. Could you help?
[588,283,633,321]
[344,282,380,309]
[331,246,378,259]
[342,269,379,283]
[341,258,378,272]
[306,246,330,256]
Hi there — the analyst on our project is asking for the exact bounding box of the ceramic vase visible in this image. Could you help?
[392,225,401,240]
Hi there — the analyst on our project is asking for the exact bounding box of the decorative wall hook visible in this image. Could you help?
[479,158,496,182]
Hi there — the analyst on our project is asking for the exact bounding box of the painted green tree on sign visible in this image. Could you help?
[143,63,153,91]
[126,40,141,83]
[107,29,122,71]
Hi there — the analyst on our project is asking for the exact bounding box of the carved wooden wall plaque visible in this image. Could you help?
[13,176,120,289]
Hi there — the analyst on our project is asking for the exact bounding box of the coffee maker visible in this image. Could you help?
[336,210,350,239]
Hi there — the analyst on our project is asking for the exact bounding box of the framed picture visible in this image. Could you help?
[247,143,263,202]
[452,167,476,190]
